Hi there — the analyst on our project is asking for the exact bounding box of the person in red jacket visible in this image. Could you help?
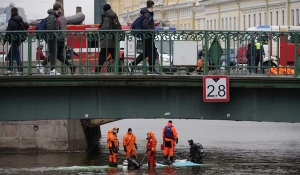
[36,45,46,61]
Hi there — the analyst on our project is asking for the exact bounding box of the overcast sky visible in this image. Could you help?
[0,0,94,24]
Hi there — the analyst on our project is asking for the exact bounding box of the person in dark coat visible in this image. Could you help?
[4,7,24,76]
[95,4,122,73]
[254,41,266,74]
[128,0,159,75]
[246,39,256,75]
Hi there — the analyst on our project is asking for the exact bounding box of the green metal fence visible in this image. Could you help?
[0,30,299,77]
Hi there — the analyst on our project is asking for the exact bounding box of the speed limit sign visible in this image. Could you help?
[203,75,230,102]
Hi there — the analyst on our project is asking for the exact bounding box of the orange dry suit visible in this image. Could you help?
[107,128,119,167]
[146,131,157,167]
[123,130,137,159]
[162,121,178,162]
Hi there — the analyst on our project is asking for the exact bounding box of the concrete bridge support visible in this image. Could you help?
[0,119,117,152]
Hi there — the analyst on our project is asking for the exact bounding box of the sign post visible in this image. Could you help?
[203,75,230,102]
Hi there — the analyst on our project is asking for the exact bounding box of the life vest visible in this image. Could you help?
[164,126,174,138]
[107,132,119,148]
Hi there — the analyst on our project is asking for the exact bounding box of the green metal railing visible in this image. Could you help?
[0,30,299,77]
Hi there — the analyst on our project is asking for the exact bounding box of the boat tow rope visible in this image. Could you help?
[174,153,183,160]
[140,154,147,163]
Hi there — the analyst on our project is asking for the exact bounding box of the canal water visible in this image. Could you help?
[0,119,299,175]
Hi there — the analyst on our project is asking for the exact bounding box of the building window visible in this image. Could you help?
[214,19,216,30]
[225,18,228,30]
[264,12,266,25]
[282,10,284,25]
[207,20,209,30]
[254,14,256,26]
[210,20,212,30]
[180,24,182,29]
[184,24,186,30]
[276,11,278,25]
[234,17,236,30]
[197,23,200,30]
[248,15,251,28]
[292,9,294,26]
[259,13,261,26]
[270,12,273,25]
[297,9,299,25]
[229,17,232,30]
[222,18,224,30]
[243,15,246,30]
[188,23,190,30]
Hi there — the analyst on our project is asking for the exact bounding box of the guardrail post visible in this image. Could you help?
[114,30,120,75]
[226,33,230,75]
[28,33,32,75]
[294,33,299,77]
[204,31,209,75]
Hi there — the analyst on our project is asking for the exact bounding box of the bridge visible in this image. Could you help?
[0,29,299,151]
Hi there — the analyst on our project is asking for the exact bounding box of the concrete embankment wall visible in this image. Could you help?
[0,120,88,151]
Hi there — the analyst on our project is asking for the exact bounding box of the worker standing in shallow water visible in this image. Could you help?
[123,128,138,160]
[107,127,119,167]
[146,131,157,167]
[162,120,178,164]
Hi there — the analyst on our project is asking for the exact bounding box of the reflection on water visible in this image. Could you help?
[0,119,300,174]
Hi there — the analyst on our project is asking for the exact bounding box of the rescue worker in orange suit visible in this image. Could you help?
[107,127,119,167]
[162,120,178,164]
[123,128,138,160]
[146,131,157,167]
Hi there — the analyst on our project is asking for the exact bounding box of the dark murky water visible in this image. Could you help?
[0,119,300,174]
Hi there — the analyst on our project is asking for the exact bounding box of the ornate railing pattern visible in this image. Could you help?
[0,30,299,77]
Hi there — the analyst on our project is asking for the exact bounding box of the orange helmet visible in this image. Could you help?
[147,131,155,138]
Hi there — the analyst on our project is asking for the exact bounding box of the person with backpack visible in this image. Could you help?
[187,140,204,164]
[128,0,159,75]
[4,7,28,76]
[95,4,122,73]
[36,2,76,75]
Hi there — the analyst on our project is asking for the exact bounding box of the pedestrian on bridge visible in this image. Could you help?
[162,120,178,164]
[107,127,119,167]
[123,128,138,160]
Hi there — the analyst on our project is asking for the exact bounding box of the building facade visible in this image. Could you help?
[0,4,27,30]
[106,0,300,30]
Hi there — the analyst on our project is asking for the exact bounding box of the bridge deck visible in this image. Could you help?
[0,74,299,88]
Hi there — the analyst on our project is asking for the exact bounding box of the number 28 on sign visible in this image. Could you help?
[203,75,230,102]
